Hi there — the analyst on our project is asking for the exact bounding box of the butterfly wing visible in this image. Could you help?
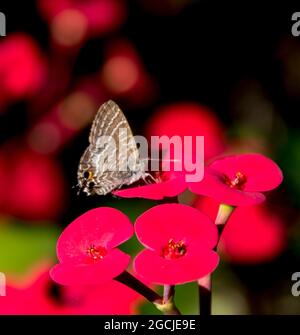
[89,100,132,143]
[78,100,144,195]
[89,100,140,165]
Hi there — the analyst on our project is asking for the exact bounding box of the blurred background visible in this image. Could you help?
[0,0,300,314]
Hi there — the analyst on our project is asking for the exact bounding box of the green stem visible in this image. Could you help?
[198,203,235,315]
[156,285,181,315]
[215,203,236,243]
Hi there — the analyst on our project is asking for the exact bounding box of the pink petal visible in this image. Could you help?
[134,247,219,285]
[113,173,187,200]
[50,249,130,285]
[209,154,283,192]
[189,168,265,206]
[135,204,218,250]
[57,207,133,263]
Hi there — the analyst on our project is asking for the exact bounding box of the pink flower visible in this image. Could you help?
[195,197,286,263]
[114,171,187,200]
[0,265,55,315]
[133,204,219,285]
[100,40,156,106]
[38,0,126,47]
[0,263,139,314]
[62,281,140,315]
[50,207,133,286]
[189,154,283,206]
[27,81,106,154]
[0,147,65,220]
[0,33,46,106]
[145,102,225,160]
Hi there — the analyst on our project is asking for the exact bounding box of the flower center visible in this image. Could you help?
[161,239,187,260]
[224,171,247,190]
[86,244,107,261]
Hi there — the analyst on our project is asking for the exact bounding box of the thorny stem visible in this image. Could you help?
[198,203,235,315]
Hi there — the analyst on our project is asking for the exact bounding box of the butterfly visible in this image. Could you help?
[77,100,148,195]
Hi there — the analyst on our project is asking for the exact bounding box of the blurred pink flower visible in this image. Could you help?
[189,154,283,206]
[145,102,225,160]
[195,197,286,263]
[27,80,106,154]
[50,207,133,286]
[0,33,46,106]
[0,147,65,220]
[38,0,126,47]
[0,263,139,314]
[62,281,140,315]
[134,204,219,285]
[100,40,156,105]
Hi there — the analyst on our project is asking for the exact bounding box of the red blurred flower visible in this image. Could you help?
[38,0,126,47]
[195,197,286,263]
[27,80,106,154]
[145,102,225,160]
[50,207,133,285]
[134,204,219,285]
[0,264,57,315]
[0,33,46,106]
[62,281,140,315]
[0,147,65,220]
[0,263,139,314]
[114,171,187,200]
[189,154,283,206]
[100,40,156,105]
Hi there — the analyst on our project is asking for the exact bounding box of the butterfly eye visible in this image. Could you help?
[83,170,93,180]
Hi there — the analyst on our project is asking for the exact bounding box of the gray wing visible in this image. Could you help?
[88,100,142,172]
[89,100,133,143]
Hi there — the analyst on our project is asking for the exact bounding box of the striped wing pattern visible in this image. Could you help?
[78,100,145,195]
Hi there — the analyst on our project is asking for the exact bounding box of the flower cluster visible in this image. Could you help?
[50,150,283,314]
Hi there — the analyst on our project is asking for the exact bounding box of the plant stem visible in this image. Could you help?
[159,285,181,315]
[163,284,175,303]
[198,203,235,315]
[116,271,161,304]
[198,275,212,315]
[215,203,236,243]
[116,272,181,315]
